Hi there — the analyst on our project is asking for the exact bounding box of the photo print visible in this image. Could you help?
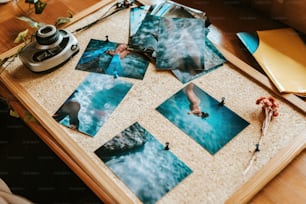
[150,0,205,19]
[128,13,161,61]
[171,37,226,83]
[95,122,192,204]
[155,17,206,71]
[129,5,151,37]
[53,73,132,136]
[129,2,226,83]
[156,83,249,155]
[75,39,149,80]
[129,2,205,65]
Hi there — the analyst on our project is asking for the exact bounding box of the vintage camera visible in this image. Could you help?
[19,24,79,72]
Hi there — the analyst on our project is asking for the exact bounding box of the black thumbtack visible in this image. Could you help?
[255,143,260,152]
[219,97,225,106]
[164,142,170,150]
[113,70,119,79]
[105,35,109,42]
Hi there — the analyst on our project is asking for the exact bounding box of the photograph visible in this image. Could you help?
[129,5,151,37]
[150,0,205,19]
[53,73,133,136]
[95,122,192,204]
[129,2,225,83]
[128,13,161,61]
[156,17,206,71]
[156,83,249,154]
[171,36,226,83]
[129,1,206,64]
[75,39,149,80]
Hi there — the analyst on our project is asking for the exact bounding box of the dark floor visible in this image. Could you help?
[0,98,103,204]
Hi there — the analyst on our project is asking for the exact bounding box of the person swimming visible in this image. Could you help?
[53,91,80,130]
[105,44,131,78]
[106,43,130,59]
[185,83,209,119]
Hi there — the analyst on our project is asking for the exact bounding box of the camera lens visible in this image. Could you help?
[36,25,60,45]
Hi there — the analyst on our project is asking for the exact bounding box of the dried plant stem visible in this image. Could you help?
[0,52,20,75]
[243,106,273,175]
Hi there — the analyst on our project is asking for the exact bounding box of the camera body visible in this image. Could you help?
[19,25,79,72]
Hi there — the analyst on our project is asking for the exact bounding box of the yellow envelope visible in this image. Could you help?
[253,28,306,96]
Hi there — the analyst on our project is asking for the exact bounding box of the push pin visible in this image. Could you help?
[123,0,132,7]
[164,142,170,151]
[115,2,122,8]
[255,143,260,152]
[219,97,225,106]
[105,35,109,42]
[113,70,119,79]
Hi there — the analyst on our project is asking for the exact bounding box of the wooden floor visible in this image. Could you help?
[0,0,305,203]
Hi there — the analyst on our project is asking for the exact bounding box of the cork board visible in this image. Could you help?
[1,1,305,203]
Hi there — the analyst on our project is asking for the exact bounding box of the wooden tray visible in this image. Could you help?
[1,1,305,203]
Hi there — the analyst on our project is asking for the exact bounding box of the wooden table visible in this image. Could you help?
[1,0,305,203]
[0,0,101,53]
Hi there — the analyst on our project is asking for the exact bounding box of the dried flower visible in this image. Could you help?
[243,96,279,175]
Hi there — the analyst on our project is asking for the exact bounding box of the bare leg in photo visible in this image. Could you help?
[185,83,209,119]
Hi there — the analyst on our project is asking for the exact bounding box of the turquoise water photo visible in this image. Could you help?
[129,5,151,37]
[171,36,226,83]
[129,13,160,61]
[53,73,132,136]
[156,83,249,155]
[95,122,192,204]
[156,17,206,71]
[129,3,226,83]
[76,39,149,79]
